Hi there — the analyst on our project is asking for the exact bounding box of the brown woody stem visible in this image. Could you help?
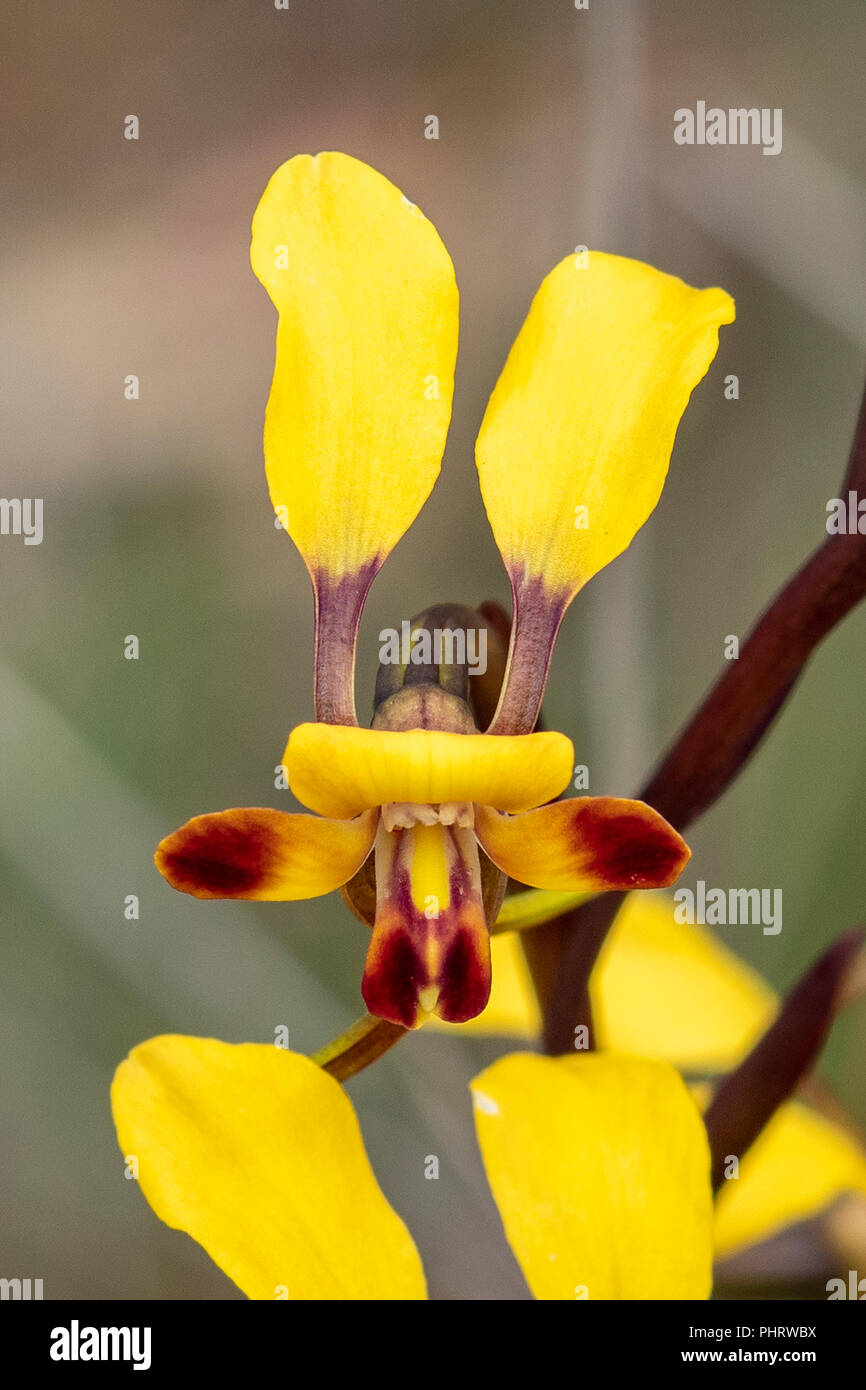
[705,927,864,1190]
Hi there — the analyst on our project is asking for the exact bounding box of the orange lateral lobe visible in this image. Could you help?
[155,806,377,901]
[474,796,690,892]
[362,820,491,1028]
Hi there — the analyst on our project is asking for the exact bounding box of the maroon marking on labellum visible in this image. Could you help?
[574,801,689,888]
[361,921,422,1029]
[363,827,492,1026]
[437,920,492,1023]
[157,811,278,898]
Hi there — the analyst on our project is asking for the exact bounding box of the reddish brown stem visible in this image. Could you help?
[705,928,864,1190]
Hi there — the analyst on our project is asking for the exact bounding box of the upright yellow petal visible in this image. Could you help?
[251,152,457,578]
[592,893,777,1072]
[477,251,733,733]
[112,1036,426,1300]
[477,251,733,595]
[251,153,459,724]
[471,1052,713,1300]
[713,1100,866,1259]
[285,722,573,818]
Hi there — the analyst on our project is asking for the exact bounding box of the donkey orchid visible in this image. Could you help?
[153,151,733,1028]
[110,151,866,1303]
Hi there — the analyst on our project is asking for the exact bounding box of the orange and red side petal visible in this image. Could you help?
[156,807,378,902]
[474,796,689,892]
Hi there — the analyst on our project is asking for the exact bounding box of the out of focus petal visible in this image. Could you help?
[471,1051,713,1300]
[714,1100,866,1260]
[112,1036,426,1300]
[592,893,778,1072]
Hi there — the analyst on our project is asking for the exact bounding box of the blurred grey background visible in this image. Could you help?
[1,0,865,1299]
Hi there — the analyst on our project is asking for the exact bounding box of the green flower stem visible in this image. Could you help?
[492,887,594,934]
[312,1013,406,1082]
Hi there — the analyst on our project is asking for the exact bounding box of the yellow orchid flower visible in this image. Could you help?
[152,150,731,1029]
[108,151,866,1304]
[111,152,802,1303]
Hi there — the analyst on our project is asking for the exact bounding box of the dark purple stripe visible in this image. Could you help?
[312,557,381,725]
[487,569,570,735]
